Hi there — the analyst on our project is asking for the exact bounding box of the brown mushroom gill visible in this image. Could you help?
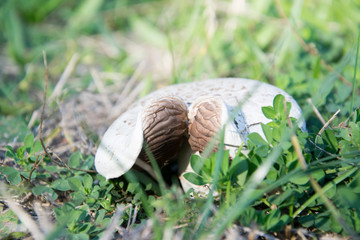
[139,96,188,168]
[188,98,222,152]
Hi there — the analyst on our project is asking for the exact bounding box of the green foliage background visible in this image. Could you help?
[0,0,360,239]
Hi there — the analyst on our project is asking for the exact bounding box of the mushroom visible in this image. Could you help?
[95,78,306,188]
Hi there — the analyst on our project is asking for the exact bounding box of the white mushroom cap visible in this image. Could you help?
[95,78,306,181]
[95,106,144,179]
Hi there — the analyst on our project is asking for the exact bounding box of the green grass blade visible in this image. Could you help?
[143,144,167,196]
[195,129,226,236]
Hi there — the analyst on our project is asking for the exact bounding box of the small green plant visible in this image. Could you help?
[0,132,163,238]
[1,133,44,185]
[184,94,360,236]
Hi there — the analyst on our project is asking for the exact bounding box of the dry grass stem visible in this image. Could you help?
[126,205,133,230]
[90,68,113,113]
[49,53,80,103]
[110,80,144,120]
[284,98,308,170]
[132,206,138,226]
[307,98,326,125]
[291,135,307,170]
[297,229,307,240]
[40,52,96,173]
[134,158,158,181]
[59,104,76,151]
[34,201,54,234]
[39,51,49,154]
[100,205,131,240]
[0,183,45,240]
[27,109,40,129]
[108,62,146,119]
[116,61,145,104]
[308,176,351,235]
[317,109,341,136]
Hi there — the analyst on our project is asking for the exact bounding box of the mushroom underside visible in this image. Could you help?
[188,97,223,152]
[139,96,188,168]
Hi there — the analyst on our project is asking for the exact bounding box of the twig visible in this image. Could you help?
[132,205,138,225]
[275,0,358,93]
[126,205,133,231]
[306,98,326,125]
[40,51,71,171]
[0,183,45,240]
[308,139,342,160]
[39,51,54,163]
[19,192,33,205]
[41,52,96,174]
[51,151,96,173]
[39,51,48,155]
[317,109,341,136]
[335,106,360,128]
[28,155,45,183]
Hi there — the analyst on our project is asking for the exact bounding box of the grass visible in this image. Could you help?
[1,0,360,239]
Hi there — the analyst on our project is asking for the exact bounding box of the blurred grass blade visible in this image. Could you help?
[131,17,168,47]
[351,32,360,118]
[143,143,167,196]
[312,47,353,107]
[69,0,103,32]
[34,0,64,22]
[195,129,225,236]
[4,2,26,65]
